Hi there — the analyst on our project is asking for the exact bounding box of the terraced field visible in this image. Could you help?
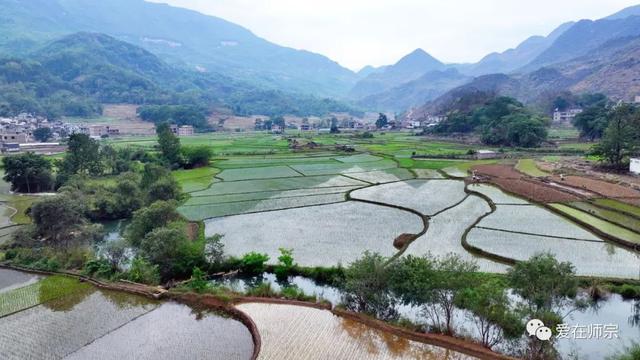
[237,303,475,360]
[0,271,254,360]
[179,150,638,280]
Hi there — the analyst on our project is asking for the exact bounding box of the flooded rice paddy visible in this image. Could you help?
[0,269,254,360]
[237,303,475,360]
[351,180,467,216]
[204,201,424,267]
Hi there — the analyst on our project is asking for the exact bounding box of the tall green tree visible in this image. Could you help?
[60,133,103,177]
[33,127,53,142]
[2,152,54,193]
[343,252,397,321]
[156,123,182,166]
[126,200,181,247]
[375,113,388,129]
[593,104,639,169]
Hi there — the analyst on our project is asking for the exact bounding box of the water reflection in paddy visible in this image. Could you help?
[0,280,254,360]
[0,268,41,294]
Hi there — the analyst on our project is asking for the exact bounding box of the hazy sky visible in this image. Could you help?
[149,0,639,70]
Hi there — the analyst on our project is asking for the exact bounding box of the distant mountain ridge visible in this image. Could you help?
[0,0,358,97]
[348,49,445,99]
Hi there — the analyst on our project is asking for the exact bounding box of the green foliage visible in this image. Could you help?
[156,123,182,166]
[274,248,296,281]
[59,133,103,181]
[146,177,182,204]
[33,127,53,142]
[240,252,270,275]
[507,253,577,314]
[126,256,160,285]
[138,105,208,129]
[246,282,277,297]
[2,152,54,193]
[573,102,610,140]
[204,234,225,266]
[30,194,103,248]
[138,222,204,279]
[433,96,549,147]
[607,343,640,360]
[182,146,212,168]
[455,279,522,348]
[83,258,116,279]
[612,284,640,299]
[280,284,315,301]
[126,200,181,247]
[343,252,397,321]
[376,113,389,129]
[188,267,210,293]
[592,104,640,168]
[390,253,479,334]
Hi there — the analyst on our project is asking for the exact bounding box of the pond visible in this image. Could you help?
[0,269,254,360]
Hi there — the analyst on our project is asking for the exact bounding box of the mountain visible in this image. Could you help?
[356,68,471,112]
[523,15,640,70]
[0,0,358,97]
[411,35,640,119]
[348,49,446,99]
[0,32,358,120]
[461,22,574,76]
[356,65,384,79]
[605,4,640,20]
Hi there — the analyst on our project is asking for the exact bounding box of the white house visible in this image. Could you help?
[553,108,583,124]
[634,96,640,104]
[475,150,498,160]
[631,158,640,175]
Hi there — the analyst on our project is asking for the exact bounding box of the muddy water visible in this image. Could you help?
[0,269,254,360]
[238,302,475,360]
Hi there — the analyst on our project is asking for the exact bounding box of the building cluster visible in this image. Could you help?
[401,115,447,129]
[552,108,583,125]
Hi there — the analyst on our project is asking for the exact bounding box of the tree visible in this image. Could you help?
[30,195,102,248]
[507,253,577,315]
[126,200,181,247]
[204,235,225,266]
[593,104,640,169]
[182,146,211,168]
[343,252,397,321]
[140,163,170,189]
[240,252,270,275]
[456,280,521,348]
[146,177,181,204]
[156,123,182,166]
[2,152,54,193]
[139,225,189,277]
[572,103,609,140]
[60,133,103,178]
[33,127,53,142]
[390,253,478,335]
[274,248,296,280]
[375,113,388,129]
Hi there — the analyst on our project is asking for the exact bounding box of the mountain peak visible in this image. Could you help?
[396,48,442,68]
[605,4,640,20]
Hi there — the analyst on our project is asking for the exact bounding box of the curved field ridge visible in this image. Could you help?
[466,228,640,280]
[466,184,529,205]
[191,175,367,197]
[204,202,424,267]
[477,205,601,241]
[405,196,509,274]
[549,204,640,245]
[238,303,475,360]
[351,180,467,216]
[217,166,303,181]
[179,193,346,221]
[345,168,415,184]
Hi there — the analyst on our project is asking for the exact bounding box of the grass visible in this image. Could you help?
[172,167,219,193]
[6,196,38,224]
[567,202,640,232]
[0,275,92,318]
[592,199,640,218]
[549,204,640,244]
[515,159,548,177]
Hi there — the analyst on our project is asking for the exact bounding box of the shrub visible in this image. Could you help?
[280,285,315,301]
[84,258,115,279]
[126,257,160,285]
[240,252,269,275]
[188,267,210,293]
[246,282,276,297]
[616,284,640,299]
[274,248,295,281]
